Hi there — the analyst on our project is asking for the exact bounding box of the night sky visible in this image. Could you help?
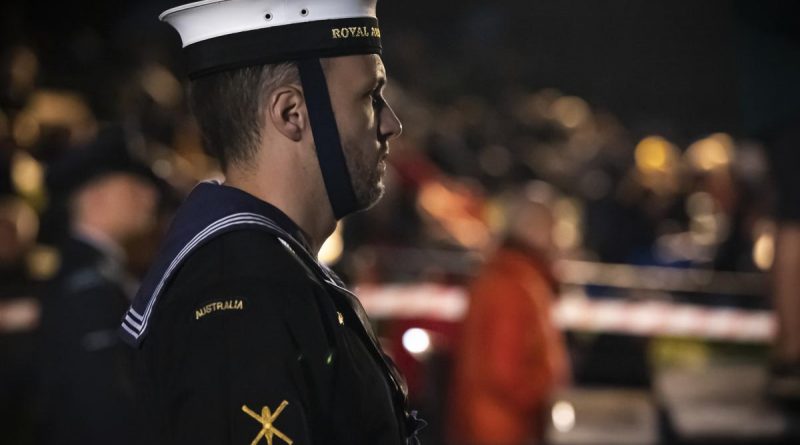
[2,0,798,141]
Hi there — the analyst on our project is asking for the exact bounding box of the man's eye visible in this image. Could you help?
[372,93,384,109]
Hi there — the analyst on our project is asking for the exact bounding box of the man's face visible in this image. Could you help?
[323,54,402,211]
[95,173,159,241]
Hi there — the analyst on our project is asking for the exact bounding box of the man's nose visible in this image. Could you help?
[379,102,402,140]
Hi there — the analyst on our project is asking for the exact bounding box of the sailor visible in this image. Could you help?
[38,125,162,445]
[120,0,424,443]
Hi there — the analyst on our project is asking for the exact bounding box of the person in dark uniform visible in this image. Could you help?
[38,126,161,445]
[119,0,424,444]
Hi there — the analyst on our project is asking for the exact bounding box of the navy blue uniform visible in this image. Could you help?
[39,236,137,445]
[124,182,421,444]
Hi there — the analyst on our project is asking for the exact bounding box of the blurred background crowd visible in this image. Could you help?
[1,1,799,444]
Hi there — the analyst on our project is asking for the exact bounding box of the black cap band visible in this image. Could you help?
[298,58,359,219]
[185,17,381,79]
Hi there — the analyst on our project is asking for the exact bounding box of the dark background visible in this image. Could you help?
[4,0,797,142]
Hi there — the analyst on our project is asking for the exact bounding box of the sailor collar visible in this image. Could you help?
[120,180,313,346]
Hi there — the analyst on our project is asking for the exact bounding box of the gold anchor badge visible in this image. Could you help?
[242,400,293,445]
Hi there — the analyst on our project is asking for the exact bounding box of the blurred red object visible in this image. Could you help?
[448,243,570,445]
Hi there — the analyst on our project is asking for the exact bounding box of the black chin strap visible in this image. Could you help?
[297,58,358,219]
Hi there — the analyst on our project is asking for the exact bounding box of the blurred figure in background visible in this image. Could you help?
[734,0,800,401]
[448,182,571,445]
[37,126,160,445]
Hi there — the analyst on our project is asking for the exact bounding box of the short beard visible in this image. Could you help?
[344,143,385,213]
[351,161,385,212]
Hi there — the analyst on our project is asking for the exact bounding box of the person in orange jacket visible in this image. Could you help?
[449,183,571,445]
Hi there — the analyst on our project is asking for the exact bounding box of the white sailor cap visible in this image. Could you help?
[160,0,382,78]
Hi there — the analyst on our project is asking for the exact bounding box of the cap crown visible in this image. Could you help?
[161,0,377,47]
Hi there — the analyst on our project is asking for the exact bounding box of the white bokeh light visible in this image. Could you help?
[402,328,431,355]
[552,400,576,432]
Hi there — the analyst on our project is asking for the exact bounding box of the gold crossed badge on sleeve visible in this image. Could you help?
[242,401,293,445]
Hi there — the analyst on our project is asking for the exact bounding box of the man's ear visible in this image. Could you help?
[268,85,306,142]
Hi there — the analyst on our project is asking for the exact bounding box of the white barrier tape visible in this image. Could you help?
[356,284,775,343]
[356,283,468,322]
